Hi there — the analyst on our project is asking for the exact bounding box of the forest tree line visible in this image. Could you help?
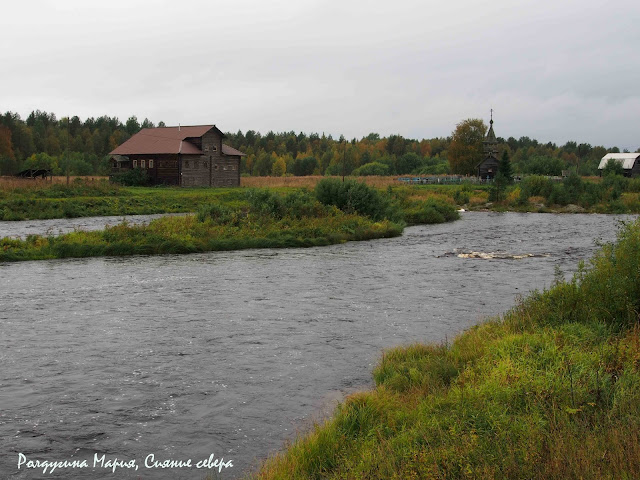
[0,110,635,178]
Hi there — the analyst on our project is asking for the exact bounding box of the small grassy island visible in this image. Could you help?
[0,178,458,262]
[3,172,640,262]
[251,218,640,479]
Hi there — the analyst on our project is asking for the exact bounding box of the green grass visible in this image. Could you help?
[0,181,247,220]
[251,218,640,480]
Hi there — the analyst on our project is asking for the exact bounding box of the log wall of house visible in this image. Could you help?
[180,131,240,187]
[202,130,223,187]
[202,131,240,187]
[181,155,210,187]
[155,155,179,185]
[212,156,240,187]
[129,154,179,185]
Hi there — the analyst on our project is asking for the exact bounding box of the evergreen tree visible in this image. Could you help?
[499,150,513,183]
[489,151,513,202]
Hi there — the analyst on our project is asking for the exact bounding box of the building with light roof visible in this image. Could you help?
[597,153,640,177]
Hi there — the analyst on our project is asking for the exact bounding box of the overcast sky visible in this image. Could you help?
[1,0,638,149]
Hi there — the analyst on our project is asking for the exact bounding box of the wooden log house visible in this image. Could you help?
[109,125,245,186]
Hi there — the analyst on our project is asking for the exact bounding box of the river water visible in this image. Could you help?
[0,212,635,479]
[0,213,189,239]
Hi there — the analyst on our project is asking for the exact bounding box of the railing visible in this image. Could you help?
[397,176,493,185]
[397,175,563,185]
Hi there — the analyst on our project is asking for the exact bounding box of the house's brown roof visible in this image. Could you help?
[222,144,246,156]
[109,125,234,156]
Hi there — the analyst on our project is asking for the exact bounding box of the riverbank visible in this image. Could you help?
[0,181,458,262]
[457,174,640,214]
[252,218,640,479]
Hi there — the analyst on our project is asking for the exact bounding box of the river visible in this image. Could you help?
[0,212,635,479]
[0,213,189,240]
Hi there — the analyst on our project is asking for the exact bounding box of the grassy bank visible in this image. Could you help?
[253,218,640,479]
[0,181,458,262]
[453,174,640,214]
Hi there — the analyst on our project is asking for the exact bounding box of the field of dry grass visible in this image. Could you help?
[241,175,406,189]
[0,175,444,192]
[0,176,109,192]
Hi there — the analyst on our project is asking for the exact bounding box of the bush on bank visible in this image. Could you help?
[314,178,459,225]
[315,178,398,221]
[253,218,640,480]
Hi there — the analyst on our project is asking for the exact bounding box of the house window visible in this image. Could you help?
[231,165,236,171]
[141,159,146,168]
[149,159,154,169]
[133,159,138,168]
[214,164,219,170]
[212,145,218,152]
[185,160,190,168]
[204,146,209,152]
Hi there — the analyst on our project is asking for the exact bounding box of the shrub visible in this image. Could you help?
[520,175,554,198]
[523,155,564,176]
[281,189,325,219]
[246,188,324,219]
[516,185,530,205]
[452,188,470,205]
[547,184,570,206]
[602,158,625,177]
[414,162,450,175]
[246,189,286,218]
[579,184,603,208]
[110,168,149,186]
[602,174,628,198]
[196,203,234,223]
[488,173,509,202]
[403,198,459,224]
[562,173,584,203]
[351,162,390,176]
[627,178,640,193]
[315,178,395,221]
